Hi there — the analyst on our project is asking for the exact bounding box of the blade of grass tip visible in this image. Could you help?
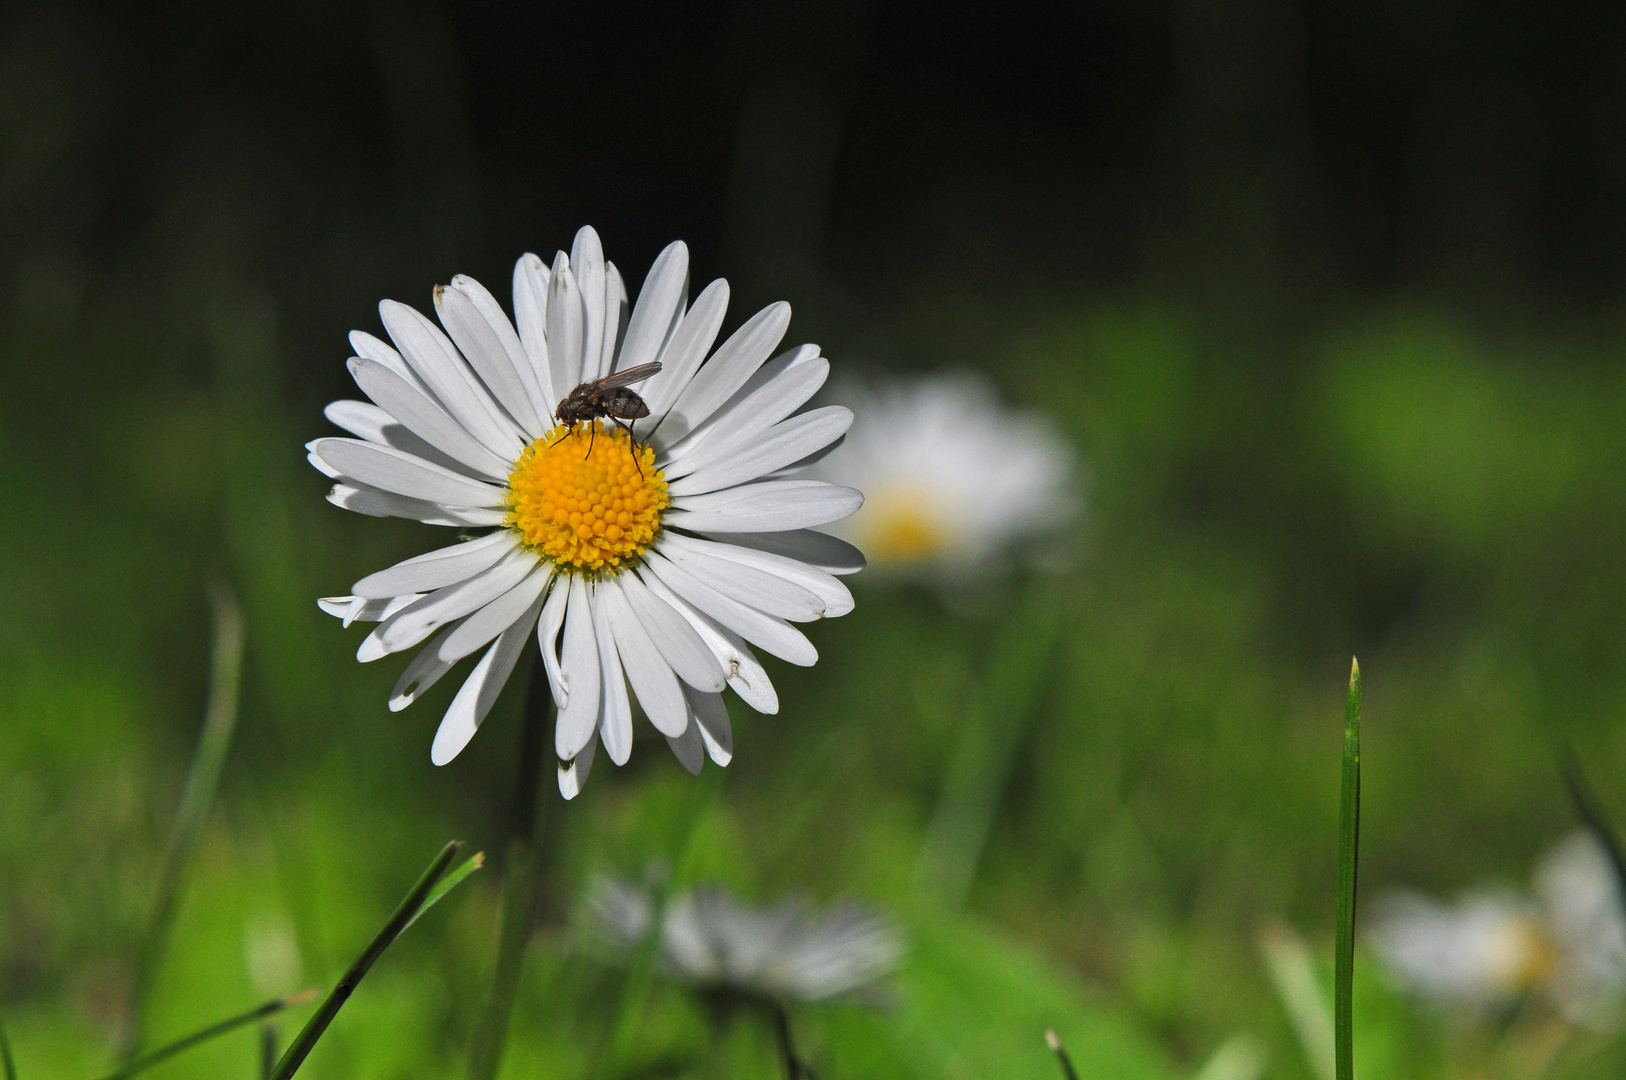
[1555,742,1626,911]
[1,1014,17,1080]
[1044,1030,1080,1080]
[270,841,463,1080]
[122,578,245,1058]
[92,990,316,1080]
[1334,658,1361,1080]
[468,660,551,1080]
[403,851,485,935]
[915,575,1067,907]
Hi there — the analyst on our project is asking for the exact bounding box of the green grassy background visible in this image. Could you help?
[5,4,1626,1078]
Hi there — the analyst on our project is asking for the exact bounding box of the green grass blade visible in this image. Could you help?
[124,580,246,1057]
[269,840,464,1080]
[1044,1029,1081,1080]
[1,1014,17,1080]
[1334,658,1361,1080]
[92,991,314,1080]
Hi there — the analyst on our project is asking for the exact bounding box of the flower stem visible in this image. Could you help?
[914,576,1065,906]
[123,580,245,1058]
[773,1005,808,1080]
[1334,659,1361,1080]
[467,657,554,1080]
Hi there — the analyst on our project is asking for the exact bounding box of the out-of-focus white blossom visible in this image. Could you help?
[584,876,901,1004]
[809,374,1078,584]
[1367,831,1626,1029]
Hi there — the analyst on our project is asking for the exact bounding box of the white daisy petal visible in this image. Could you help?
[633,571,780,713]
[652,301,790,445]
[366,549,539,659]
[558,735,597,799]
[573,227,607,383]
[326,482,506,527]
[686,685,734,766]
[310,438,508,509]
[430,591,545,766]
[352,531,518,599]
[590,590,634,766]
[556,576,602,759]
[347,359,514,479]
[641,552,816,667]
[379,300,525,458]
[600,578,689,738]
[319,594,423,623]
[536,575,570,708]
[667,479,863,533]
[666,717,705,776]
[660,532,853,618]
[451,274,552,429]
[666,406,852,496]
[697,529,866,576]
[546,254,585,405]
[656,534,826,621]
[435,282,543,435]
[618,240,690,376]
[325,398,476,476]
[512,253,554,396]
[348,330,426,392]
[389,622,461,711]
[641,278,729,425]
[438,563,553,663]
[661,350,826,475]
[601,262,629,378]
[618,570,726,692]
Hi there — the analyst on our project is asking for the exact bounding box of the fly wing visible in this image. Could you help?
[593,361,662,391]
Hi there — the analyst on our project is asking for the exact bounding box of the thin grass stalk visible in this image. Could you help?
[1334,659,1361,1080]
[1044,1029,1081,1080]
[93,991,314,1080]
[269,840,465,1080]
[914,576,1066,906]
[1,1015,16,1080]
[259,1023,277,1080]
[123,580,245,1057]
[1555,743,1626,909]
[468,659,553,1080]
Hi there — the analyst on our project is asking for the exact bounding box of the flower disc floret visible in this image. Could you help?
[506,422,668,572]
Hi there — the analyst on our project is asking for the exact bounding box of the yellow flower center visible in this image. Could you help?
[854,486,946,564]
[505,422,669,572]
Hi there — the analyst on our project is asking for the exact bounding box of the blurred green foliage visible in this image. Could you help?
[5,6,1626,1079]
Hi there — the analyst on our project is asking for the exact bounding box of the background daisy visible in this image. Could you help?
[809,373,1078,585]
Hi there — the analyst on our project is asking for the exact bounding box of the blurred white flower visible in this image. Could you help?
[242,912,303,999]
[809,374,1078,582]
[309,226,865,794]
[1367,831,1626,1028]
[584,876,901,1003]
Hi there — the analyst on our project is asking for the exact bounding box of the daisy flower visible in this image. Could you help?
[808,373,1077,582]
[584,876,901,1004]
[1367,831,1626,1028]
[309,227,864,795]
